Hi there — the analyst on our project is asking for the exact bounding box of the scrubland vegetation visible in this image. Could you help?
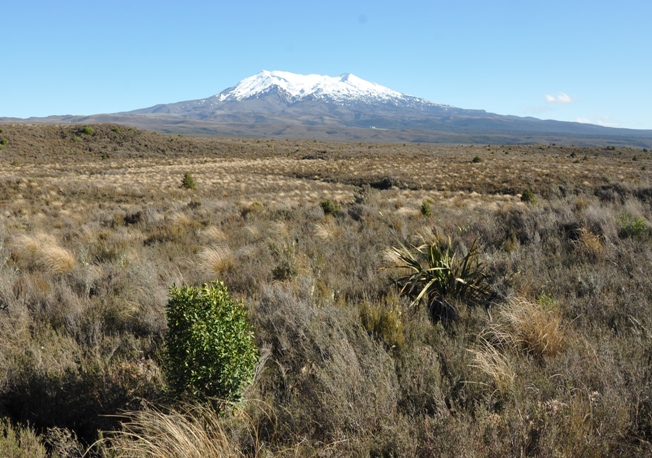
[0,124,651,456]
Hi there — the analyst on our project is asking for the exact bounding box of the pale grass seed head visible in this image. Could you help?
[199,245,235,277]
[40,245,77,274]
[314,217,342,240]
[104,403,249,458]
[574,227,604,258]
[469,340,516,395]
[492,297,566,358]
[202,226,228,241]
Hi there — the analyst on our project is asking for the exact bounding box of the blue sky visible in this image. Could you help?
[2,1,651,129]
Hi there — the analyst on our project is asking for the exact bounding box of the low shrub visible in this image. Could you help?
[181,171,196,190]
[320,199,342,216]
[0,419,47,457]
[521,188,537,204]
[164,281,258,403]
[81,126,95,136]
[420,200,432,217]
[617,212,647,238]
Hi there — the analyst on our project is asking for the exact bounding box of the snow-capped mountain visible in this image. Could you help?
[214,70,445,108]
[127,70,456,125]
[109,71,652,146]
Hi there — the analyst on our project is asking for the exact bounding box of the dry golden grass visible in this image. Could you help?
[40,245,77,274]
[103,403,255,458]
[12,233,77,274]
[199,245,235,276]
[489,297,566,358]
[574,227,604,258]
[468,340,517,395]
[314,217,342,240]
[1,124,651,456]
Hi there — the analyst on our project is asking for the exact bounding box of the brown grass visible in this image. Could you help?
[199,245,235,276]
[469,340,517,395]
[0,124,651,456]
[489,297,567,358]
[103,403,256,458]
[12,232,77,274]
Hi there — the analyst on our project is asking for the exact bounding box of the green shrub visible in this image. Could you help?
[0,137,8,146]
[181,171,196,190]
[359,295,404,350]
[164,281,258,403]
[81,125,95,136]
[0,419,47,457]
[420,200,432,217]
[320,199,342,216]
[617,212,647,238]
[472,155,483,163]
[521,188,537,204]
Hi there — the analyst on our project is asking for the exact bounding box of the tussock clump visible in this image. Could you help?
[488,297,566,358]
[359,294,404,350]
[573,227,604,259]
[469,340,517,395]
[199,245,235,276]
[314,217,342,240]
[101,403,252,458]
[12,233,77,274]
[202,225,228,241]
[41,245,78,274]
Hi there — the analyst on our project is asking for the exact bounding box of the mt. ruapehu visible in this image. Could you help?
[3,71,652,146]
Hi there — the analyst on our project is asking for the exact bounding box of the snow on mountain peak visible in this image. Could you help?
[216,70,428,105]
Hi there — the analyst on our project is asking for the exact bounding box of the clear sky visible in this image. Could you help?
[2,1,651,129]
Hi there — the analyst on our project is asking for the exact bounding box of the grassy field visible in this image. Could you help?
[0,123,651,456]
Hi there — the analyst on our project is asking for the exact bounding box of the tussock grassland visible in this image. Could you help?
[0,124,651,456]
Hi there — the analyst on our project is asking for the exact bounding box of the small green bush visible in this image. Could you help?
[81,126,95,136]
[420,200,432,217]
[521,188,537,204]
[320,199,342,216]
[359,295,404,350]
[617,212,647,238]
[0,137,8,146]
[164,281,258,403]
[472,155,483,163]
[0,418,47,457]
[181,171,196,190]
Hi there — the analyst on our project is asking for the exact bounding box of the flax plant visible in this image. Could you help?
[387,236,491,321]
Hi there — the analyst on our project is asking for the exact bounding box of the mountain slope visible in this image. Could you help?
[3,71,652,146]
